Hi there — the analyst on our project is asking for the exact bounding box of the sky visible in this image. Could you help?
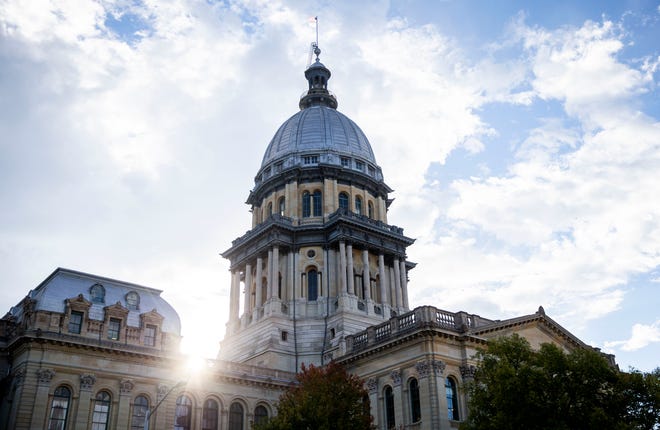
[1,0,659,372]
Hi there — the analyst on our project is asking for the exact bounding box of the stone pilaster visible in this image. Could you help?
[30,368,55,430]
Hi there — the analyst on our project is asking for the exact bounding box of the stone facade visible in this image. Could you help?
[0,51,611,430]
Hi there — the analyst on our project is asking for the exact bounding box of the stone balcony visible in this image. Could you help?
[344,306,493,354]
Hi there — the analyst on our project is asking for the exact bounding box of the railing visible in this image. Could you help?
[230,209,409,250]
[344,306,490,354]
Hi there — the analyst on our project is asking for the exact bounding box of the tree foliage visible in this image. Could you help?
[256,361,374,430]
[461,334,660,430]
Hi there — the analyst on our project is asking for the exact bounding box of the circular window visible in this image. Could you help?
[306,249,316,258]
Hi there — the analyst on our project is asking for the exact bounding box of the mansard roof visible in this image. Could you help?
[8,267,181,335]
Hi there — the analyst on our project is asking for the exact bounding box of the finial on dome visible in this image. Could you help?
[299,16,337,110]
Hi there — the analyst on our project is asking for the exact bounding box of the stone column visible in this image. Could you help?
[293,250,300,300]
[400,259,409,310]
[267,248,273,301]
[362,249,371,301]
[244,263,252,316]
[255,257,263,318]
[287,251,295,301]
[378,254,388,307]
[339,241,347,294]
[230,271,240,321]
[271,246,279,300]
[389,267,396,309]
[347,243,355,295]
[30,368,55,429]
[393,258,402,310]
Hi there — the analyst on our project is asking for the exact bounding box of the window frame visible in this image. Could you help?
[446,376,459,421]
[91,390,111,430]
[144,324,157,347]
[355,196,363,215]
[409,378,421,423]
[384,386,395,430]
[254,405,269,426]
[174,395,193,430]
[338,192,349,211]
[48,385,71,430]
[107,318,121,341]
[68,310,83,334]
[130,395,149,430]
[202,399,219,430]
[307,268,318,301]
[228,402,244,430]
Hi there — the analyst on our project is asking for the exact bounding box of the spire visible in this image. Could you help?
[299,19,338,110]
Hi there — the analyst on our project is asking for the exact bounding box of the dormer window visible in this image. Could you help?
[90,283,105,303]
[108,318,121,340]
[302,155,319,165]
[68,311,83,334]
[125,291,140,311]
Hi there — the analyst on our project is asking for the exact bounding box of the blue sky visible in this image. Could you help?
[1,0,659,371]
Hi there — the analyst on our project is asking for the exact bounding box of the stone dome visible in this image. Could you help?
[260,105,377,169]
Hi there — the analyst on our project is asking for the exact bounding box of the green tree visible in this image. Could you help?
[256,361,374,430]
[461,334,629,430]
[619,367,660,429]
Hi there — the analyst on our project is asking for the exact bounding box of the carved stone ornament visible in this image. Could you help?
[36,368,55,384]
[157,383,170,400]
[432,359,446,375]
[390,369,402,386]
[120,379,135,394]
[13,368,26,386]
[415,361,431,378]
[80,373,96,390]
[366,378,378,394]
[460,365,477,381]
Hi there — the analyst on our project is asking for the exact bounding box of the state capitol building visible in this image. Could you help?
[0,47,604,430]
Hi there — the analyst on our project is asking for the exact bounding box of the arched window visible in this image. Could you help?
[267,202,273,217]
[355,196,363,215]
[307,269,318,301]
[302,191,311,217]
[446,377,459,421]
[278,197,285,216]
[48,386,71,430]
[91,391,111,430]
[312,190,322,216]
[228,402,244,430]
[338,192,349,211]
[130,395,149,430]
[409,378,421,423]
[368,201,374,218]
[384,386,395,429]
[202,399,219,430]
[174,395,192,430]
[254,405,269,426]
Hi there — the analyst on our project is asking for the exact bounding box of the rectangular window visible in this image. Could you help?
[340,157,350,168]
[68,311,83,334]
[355,160,365,171]
[302,155,319,165]
[108,318,121,340]
[368,165,375,176]
[144,324,157,347]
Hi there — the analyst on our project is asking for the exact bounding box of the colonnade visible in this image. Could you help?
[227,240,410,327]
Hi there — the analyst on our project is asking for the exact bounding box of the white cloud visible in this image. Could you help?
[605,320,660,351]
